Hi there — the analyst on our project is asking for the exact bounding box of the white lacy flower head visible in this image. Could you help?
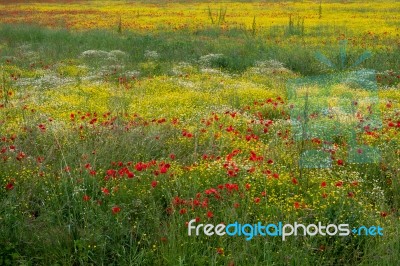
[251,59,291,74]
[198,53,224,67]
[255,59,285,69]
[200,68,222,74]
[144,50,159,60]
[176,80,198,89]
[80,49,127,63]
[171,62,197,76]
[81,49,110,58]
[109,50,127,58]
[124,70,140,78]
[15,73,75,89]
[17,44,37,57]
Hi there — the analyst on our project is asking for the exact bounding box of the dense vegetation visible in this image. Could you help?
[0,1,399,265]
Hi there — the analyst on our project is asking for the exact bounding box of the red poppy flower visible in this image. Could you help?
[38,124,46,132]
[16,152,26,161]
[226,125,234,132]
[249,151,263,162]
[294,202,300,209]
[321,181,327,188]
[5,182,14,190]
[112,206,121,214]
[126,171,134,178]
[263,169,272,175]
[179,208,187,215]
[227,169,237,177]
[335,181,343,187]
[225,183,239,192]
[83,195,90,201]
[292,178,298,185]
[151,180,158,188]
[254,197,260,204]
[166,207,173,215]
[247,167,255,173]
[135,162,146,171]
[101,187,110,195]
[337,159,344,166]
[106,169,116,177]
[160,163,170,174]
[207,211,214,218]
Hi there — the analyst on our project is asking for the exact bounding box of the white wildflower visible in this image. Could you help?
[144,50,159,60]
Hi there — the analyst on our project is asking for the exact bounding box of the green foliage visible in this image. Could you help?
[286,14,305,36]
[0,21,399,266]
[208,6,227,25]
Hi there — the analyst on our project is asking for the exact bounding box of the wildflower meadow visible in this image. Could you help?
[0,0,399,265]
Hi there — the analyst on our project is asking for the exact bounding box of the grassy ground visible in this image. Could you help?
[1,1,400,265]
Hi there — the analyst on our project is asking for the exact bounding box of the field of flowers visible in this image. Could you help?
[0,0,400,265]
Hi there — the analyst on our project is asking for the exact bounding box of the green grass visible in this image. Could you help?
[0,23,399,265]
[0,24,399,77]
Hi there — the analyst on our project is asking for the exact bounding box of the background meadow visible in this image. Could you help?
[0,0,399,265]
